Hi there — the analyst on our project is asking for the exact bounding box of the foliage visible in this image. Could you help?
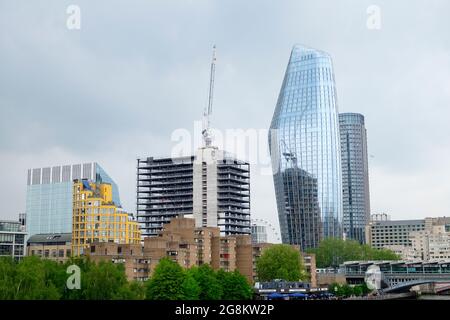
[255,244,306,281]
[189,264,222,300]
[216,269,253,300]
[82,260,129,300]
[181,271,201,300]
[125,281,146,300]
[145,258,186,300]
[0,256,61,299]
[328,282,372,298]
[308,238,400,268]
[0,255,253,300]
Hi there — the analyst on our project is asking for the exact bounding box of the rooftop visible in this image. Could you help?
[27,233,72,244]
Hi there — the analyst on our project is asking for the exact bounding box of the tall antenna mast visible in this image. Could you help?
[202,45,216,147]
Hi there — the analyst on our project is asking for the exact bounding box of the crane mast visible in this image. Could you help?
[202,45,216,147]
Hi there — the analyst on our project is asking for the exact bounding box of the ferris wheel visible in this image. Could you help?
[251,218,281,243]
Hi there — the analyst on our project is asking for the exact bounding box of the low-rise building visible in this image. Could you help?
[0,219,26,260]
[88,242,150,281]
[88,217,315,285]
[383,244,416,260]
[89,217,252,281]
[372,217,450,261]
[365,216,425,249]
[27,233,72,263]
[410,218,450,260]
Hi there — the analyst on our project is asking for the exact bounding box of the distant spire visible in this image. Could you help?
[202,45,216,147]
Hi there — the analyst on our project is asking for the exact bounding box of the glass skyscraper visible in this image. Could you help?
[339,113,370,243]
[269,44,343,250]
[26,162,120,237]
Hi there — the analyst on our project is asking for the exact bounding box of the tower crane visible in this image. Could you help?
[202,45,216,147]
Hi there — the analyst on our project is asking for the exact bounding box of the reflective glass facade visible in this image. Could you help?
[269,45,343,250]
[339,113,370,243]
[26,163,120,237]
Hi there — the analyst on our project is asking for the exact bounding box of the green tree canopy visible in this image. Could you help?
[216,269,253,300]
[145,258,186,300]
[189,264,222,300]
[255,244,306,282]
[0,256,62,300]
[328,282,371,298]
[82,260,129,300]
[308,238,400,268]
[181,271,201,300]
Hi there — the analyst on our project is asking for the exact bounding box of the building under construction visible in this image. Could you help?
[137,148,251,238]
[137,46,251,238]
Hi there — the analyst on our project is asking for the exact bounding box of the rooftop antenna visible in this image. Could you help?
[202,45,216,147]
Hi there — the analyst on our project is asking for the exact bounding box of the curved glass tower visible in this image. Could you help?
[269,44,343,250]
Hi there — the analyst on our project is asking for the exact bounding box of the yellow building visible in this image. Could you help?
[72,179,141,256]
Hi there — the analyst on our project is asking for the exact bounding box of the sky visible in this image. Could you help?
[1,0,450,242]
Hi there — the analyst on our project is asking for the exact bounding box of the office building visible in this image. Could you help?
[365,215,425,249]
[269,44,343,250]
[339,113,371,244]
[410,224,450,260]
[0,219,26,260]
[251,224,268,244]
[388,217,450,261]
[136,147,251,238]
[26,162,120,237]
[27,233,72,263]
[72,179,140,256]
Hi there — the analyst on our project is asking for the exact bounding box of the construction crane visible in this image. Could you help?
[280,139,297,167]
[202,45,216,147]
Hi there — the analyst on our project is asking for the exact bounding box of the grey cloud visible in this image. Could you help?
[1,0,449,236]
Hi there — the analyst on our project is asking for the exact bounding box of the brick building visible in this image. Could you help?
[88,217,316,285]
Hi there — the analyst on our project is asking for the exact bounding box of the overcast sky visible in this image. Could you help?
[1,0,449,242]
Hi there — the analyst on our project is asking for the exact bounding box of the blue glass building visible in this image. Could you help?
[269,45,343,250]
[26,163,120,237]
[339,113,370,244]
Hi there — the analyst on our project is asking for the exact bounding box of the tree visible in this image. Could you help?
[189,264,222,300]
[119,280,146,300]
[145,258,186,300]
[216,269,253,300]
[181,271,201,300]
[255,244,306,282]
[308,238,400,268]
[0,257,18,299]
[82,260,130,300]
[371,247,400,260]
[0,256,63,300]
